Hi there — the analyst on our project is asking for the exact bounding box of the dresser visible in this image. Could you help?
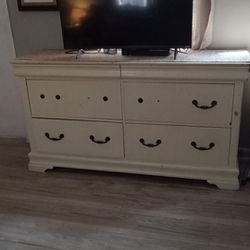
[12,50,250,190]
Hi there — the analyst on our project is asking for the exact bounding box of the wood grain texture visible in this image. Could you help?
[0,138,250,250]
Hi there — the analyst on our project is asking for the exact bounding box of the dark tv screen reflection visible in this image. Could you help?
[59,0,193,50]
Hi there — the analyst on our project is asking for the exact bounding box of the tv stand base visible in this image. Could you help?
[122,48,170,56]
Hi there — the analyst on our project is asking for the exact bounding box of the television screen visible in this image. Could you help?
[59,0,193,50]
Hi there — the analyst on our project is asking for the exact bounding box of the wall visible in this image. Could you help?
[0,0,25,138]
[5,0,250,147]
[211,0,250,50]
[211,0,250,149]
[7,0,63,57]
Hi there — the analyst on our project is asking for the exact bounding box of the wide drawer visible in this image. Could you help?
[125,124,230,167]
[123,82,234,126]
[32,119,124,158]
[28,80,122,120]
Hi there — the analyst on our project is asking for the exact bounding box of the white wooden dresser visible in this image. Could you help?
[12,50,250,190]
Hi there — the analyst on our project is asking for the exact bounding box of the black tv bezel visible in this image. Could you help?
[59,0,193,50]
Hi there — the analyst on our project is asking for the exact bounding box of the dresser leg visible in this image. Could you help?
[207,179,240,191]
[28,162,54,172]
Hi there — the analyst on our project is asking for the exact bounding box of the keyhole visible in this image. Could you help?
[138,98,144,103]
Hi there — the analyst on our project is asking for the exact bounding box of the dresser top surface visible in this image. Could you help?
[13,49,250,66]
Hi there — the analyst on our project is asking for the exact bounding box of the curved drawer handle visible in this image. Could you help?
[89,135,111,144]
[45,133,64,141]
[192,100,218,110]
[139,138,162,148]
[191,141,215,151]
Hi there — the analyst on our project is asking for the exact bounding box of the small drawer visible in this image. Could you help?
[125,124,230,167]
[28,80,122,120]
[123,82,234,126]
[32,119,124,159]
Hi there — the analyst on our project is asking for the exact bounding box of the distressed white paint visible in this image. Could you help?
[12,50,249,190]
[0,0,25,137]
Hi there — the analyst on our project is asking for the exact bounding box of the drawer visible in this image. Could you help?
[32,119,124,159]
[28,80,122,120]
[125,124,230,167]
[123,82,234,126]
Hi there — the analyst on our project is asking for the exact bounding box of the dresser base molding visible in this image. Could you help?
[207,179,240,191]
[29,152,239,190]
[28,162,54,173]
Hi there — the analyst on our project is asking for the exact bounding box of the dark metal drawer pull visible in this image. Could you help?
[139,138,162,148]
[45,133,64,141]
[192,100,218,110]
[90,135,111,144]
[191,141,215,151]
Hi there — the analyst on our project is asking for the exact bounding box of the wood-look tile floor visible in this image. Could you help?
[0,138,250,250]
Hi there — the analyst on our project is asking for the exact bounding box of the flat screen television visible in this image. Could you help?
[59,0,193,54]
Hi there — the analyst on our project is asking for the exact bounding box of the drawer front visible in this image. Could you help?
[32,119,124,158]
[28,80,122,120]
[124,82,234,126]
[125,124,230,167]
